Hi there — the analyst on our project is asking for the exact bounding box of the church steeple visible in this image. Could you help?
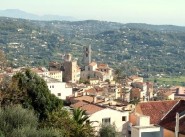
[83,45,91,66]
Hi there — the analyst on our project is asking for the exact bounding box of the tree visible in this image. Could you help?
[0,105,37,137]
[73,108,89,125]
[0,105,62,137]
[99,125,117,137]
[41,109,75,137]
[0,50,6,71]
[72,108,95,137]
[1,69,63,120]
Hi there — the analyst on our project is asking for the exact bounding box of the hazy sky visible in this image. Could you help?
[0,0,185,26]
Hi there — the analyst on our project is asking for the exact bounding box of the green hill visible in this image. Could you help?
[0,17,185,77]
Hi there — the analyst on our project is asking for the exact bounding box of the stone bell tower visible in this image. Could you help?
[83,45,91,66]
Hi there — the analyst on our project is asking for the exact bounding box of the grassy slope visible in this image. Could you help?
[145,76,185,86]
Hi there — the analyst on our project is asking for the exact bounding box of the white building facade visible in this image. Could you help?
[89,108,129,136]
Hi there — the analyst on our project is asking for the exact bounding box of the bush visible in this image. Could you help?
[0,105,62,137]
[0,105,38,136]
[99,125,116,137]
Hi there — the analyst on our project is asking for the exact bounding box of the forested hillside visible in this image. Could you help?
[1,17,185,77]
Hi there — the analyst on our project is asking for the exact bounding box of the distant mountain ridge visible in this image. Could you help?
[0,9,77,21]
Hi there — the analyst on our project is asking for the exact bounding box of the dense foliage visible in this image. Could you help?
[0,69,96,137]
[99,125,117,137]
[0,105,62,137]
[1,69,63,120]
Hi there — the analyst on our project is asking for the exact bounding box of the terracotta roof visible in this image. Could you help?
[131,88,141,92]
[135,100,178,124]
[159,100,185,134]
[73,95,104,103]
[70,101,105,115]
[85,88,96,94]
[163,90,174,97]
[98,63,108,68]
[89,62,97,66]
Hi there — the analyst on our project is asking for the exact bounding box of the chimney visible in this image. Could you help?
[93,96,97,103]
[175,113,179,137]
[74,92,78,97]
[137,115,150,126]
[83,91,86,96]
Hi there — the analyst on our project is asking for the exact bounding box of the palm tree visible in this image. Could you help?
[72,108,89,125]
[72,108,94,137]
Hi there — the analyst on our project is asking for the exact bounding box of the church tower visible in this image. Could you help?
[83,45,91,66]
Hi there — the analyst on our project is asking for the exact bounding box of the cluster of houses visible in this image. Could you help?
[0,45,185,137]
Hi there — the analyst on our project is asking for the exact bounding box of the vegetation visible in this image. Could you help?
[0,105,61,137]
[1,17,185,80]
[145,76,185,86]
[0,69,96,137]
[1,69,63,120]
[99,125,117,137]
[0,50,6,71]
[72,108,94,137]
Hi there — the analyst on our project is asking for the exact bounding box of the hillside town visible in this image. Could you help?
[0,45,185,137]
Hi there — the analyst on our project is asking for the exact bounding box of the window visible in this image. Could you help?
[102,118,110,125]
[52,85,54,88]
[122,116,126,121]
[58,93,61,96]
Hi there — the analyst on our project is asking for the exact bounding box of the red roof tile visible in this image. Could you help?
[85,88,96,94]
[159,100,185,134]
[98,63,108,68]
[73,95,104,103]
[89,62,97,66]
[135,100,178,124]
[70,101,105,115]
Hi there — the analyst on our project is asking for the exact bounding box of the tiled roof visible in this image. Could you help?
[73,95,104,103]
[98,63,108,68]
[163,90,174,97]
[70,101,105,115]
[159,100,185,134]
[131,88,141,92]
[135,100,178,124]
[89,62,97,66]
[85,88,96,94]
